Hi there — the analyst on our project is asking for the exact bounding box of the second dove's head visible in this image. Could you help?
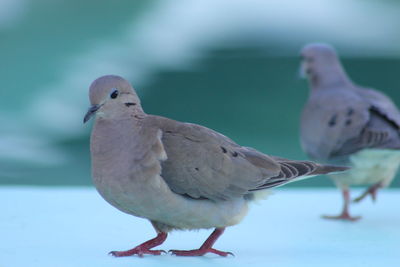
[84,75,143,123]
[299,43,341,82]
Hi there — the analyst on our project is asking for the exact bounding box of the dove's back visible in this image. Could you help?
[301,85,400,161]
[301,85,400,186]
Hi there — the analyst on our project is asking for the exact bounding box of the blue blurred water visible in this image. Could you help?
[1,0,400,186]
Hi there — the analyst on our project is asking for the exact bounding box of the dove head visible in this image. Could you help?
[84,75,143,123]
[300,43,350,89]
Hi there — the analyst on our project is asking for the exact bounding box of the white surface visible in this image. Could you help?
[1,187,399,267]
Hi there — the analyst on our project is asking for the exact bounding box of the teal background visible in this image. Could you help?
[1,0,400,187]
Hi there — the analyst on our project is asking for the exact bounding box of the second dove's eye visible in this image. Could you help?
[110,89,119,99]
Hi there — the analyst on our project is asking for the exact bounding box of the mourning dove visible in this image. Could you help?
[84,75,348,257]
[300,43,400,221]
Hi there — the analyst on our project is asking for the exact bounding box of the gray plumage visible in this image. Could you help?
[84,74,348,256]
[300,43,400,220]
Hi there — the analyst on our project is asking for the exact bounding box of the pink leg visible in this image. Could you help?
[353,182,382,203]
[170,228,233,257]
[322,188,361,221]
[109,232,167,257]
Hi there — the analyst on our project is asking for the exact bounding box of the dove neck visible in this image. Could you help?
[309,65,352,91]
[90,116,152,174]
[92,116,139,147]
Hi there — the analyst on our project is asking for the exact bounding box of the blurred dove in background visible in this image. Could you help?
[84,75,348,257]
[300,43,400,221]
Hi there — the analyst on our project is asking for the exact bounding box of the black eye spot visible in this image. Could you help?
[328,114,337,127]
[195,167,199,171]
[231,151,238,157]
[347,108,354,116]
[221,146,227,153]
[110,89,119,99]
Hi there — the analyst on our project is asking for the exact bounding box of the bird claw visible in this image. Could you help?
[353,195,367,203]
[169,248,234,257]
[109,249,166,257]
[353,183,381,203]
[353,191,377,203]
[322,214,361,222]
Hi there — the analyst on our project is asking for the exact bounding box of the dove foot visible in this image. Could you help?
[110,249,166,257]
[322,213,361,222]
[109,232,167,257]
[170,248,233,257]
[322,188,361,221]
[353,182,382,203]
[170,228,230,257]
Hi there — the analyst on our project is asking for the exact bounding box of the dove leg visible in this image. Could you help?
[322,187,361,221]
[353,182,383,203]
[170,228,233,257]
[109,231,168,257]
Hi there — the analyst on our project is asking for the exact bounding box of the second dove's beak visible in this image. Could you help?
[83,104,101,123]
[298,62,307,79]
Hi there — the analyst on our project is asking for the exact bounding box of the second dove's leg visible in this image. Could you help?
[322,187,361,221]
[353,182,383,203]
[109,232,167,257]
[169,228,233,257]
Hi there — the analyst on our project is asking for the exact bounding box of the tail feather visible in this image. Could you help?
[251,158,350,191]
[312,164,350,176]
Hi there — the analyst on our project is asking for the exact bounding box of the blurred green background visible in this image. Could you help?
[1,0,400,188]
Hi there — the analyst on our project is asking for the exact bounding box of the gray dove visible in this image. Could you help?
[300,43,400,221]
[84,75,348,257]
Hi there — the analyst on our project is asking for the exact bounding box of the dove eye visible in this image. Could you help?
[110,89,119,99]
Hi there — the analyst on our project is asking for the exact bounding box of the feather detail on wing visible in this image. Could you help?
[143,116,347,201]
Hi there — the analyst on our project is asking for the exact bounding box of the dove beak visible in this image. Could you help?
[298,61,307,79]
[83,104,101,123]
